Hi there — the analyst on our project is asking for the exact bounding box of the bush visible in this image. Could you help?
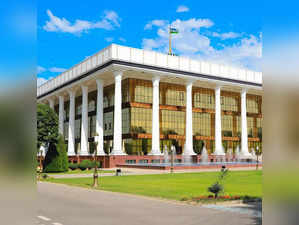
[69,163,78,170]
[78,160,90,171]
[43,135,69,173]
[208,183,223,198]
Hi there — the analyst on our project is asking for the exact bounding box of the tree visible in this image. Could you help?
[37,104,59,149]
[208,167,229,198]
[43,135,68,172]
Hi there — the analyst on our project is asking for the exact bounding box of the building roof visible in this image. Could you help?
[37,44,262,98]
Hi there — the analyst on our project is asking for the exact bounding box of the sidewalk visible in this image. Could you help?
[49,166,260,179]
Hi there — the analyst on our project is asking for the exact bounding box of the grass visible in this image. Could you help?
[47,170,262,201]
[44,169,115,175]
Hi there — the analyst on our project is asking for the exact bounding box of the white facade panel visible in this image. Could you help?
[190,59,201,73]
[168,55,179,69]
[82,62,86,73]
[156,53,167,68]
[239,69,246,81]
[131,48,143,64]
[98,53,103,65]
[86,59,91,71]
[201,61,210,74]
[179,57,190,71]
[92,56,97,68]
[211,63,220,76]
[143,50,155,65]
[117,46,130,61]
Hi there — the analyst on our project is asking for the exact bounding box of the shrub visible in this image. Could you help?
[78,160,90,171]
[69,163,78,170]
[208,182,223,198]
[43,135,69,173]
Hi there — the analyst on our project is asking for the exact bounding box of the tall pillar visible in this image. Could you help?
[96,79,105,155]
[241,88,251,157]
[67,90,76,156]
[48,98,54,110]
[150,76,161,155]
[111,71,126,155]
[214,85,225,155]
[184,81,196,155]
[80,86,89,156]
[58,95,64,135]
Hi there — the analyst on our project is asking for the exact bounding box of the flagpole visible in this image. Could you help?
[169,26,172,55]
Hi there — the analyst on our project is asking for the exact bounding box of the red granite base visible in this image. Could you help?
[64,155,260,169]
[117,163,260,170]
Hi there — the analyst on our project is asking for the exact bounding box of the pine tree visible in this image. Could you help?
[43,135,68,172]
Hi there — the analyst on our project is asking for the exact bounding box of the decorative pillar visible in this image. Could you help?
[111,71,126,155]
[80,86,89,156]
[150,76,161,155]
[67,90,76,156]
[241,88,251,157]
[48,98,54,110]
[214,85,225,155]
[184,81,196,155]
[58,95,64,135]
[96,79,105,155]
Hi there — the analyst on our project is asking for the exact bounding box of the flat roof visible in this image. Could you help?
[37,44,262,98]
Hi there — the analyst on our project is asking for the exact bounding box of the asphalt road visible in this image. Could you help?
[37,182,261,225]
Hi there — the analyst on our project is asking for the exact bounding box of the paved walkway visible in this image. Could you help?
[50,167,260,179]
[37,182,261,225]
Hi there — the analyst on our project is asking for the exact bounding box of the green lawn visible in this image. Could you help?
[47,170,262,201]
[44,169,115,175]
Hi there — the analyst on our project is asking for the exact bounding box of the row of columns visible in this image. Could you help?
[48,71,251,157]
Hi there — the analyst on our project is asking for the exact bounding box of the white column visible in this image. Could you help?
[48,99,54,109]
[80,86,89,156]
[111,71,126,155]
[241,88,251,157]
[150,76,161,155]
[184,81,196,155]
[67,90,76,156]
[96,79,105,155]
[214,85,225,155]
[58,95,64,135]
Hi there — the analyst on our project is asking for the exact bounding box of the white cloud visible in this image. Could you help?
[49,67,67,73]
[119,37,126,42]
[142,18,261,70]
[37,66,46,74]
[105,37,114,42]
[176,5,189,13]
[144,20,168,30]
[212,31,242,40]
[43,9,121,34]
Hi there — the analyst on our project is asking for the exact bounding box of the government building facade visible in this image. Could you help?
[37,44,263,167]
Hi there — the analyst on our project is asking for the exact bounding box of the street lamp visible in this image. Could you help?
[170,145,175,173]
[92,134,99,188]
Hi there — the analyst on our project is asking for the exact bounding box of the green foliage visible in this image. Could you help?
[69,163,78,170]
[78,160,90,171]
[208,168,229,198]
[131,126,146,133]
[37,104,59,149]
[223,131,232,137]
[194,139,204,154]
[89,142,97,155]
[208,183,223,198]
[78,160,101,170]
[43,135,68,173]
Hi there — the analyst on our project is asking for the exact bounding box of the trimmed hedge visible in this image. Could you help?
[78,160,102,171]
[69,163,78,170]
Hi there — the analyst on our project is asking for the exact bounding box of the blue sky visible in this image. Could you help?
[37,0,262,85]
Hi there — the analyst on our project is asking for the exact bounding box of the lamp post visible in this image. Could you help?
[170,145,175,173]
[92,134,99,188]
